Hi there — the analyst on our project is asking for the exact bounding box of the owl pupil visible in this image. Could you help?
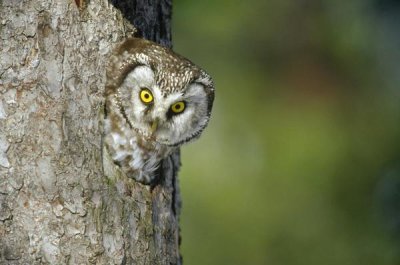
[144,94,149,99]
[175,105,181,109]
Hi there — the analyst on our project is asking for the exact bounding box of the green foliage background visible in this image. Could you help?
[172,0,400,264]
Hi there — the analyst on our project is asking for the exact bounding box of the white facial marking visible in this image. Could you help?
[117,66,209,146]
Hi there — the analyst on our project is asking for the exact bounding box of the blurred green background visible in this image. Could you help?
[172,0,400,264]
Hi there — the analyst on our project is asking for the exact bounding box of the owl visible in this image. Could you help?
[104,38,215,184]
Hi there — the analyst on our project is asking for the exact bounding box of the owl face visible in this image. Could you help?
[106,38,215,148]
[118,65,211,146]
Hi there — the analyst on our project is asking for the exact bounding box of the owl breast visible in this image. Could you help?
[104,117,172,183]
[104,38,215,184]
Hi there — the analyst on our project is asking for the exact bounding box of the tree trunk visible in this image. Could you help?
[0,0,181,264]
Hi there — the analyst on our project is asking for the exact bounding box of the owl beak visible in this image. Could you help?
[150,118,159,135]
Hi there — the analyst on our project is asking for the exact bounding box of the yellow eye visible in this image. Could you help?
[139,88,153,104]
[171,101,185,114]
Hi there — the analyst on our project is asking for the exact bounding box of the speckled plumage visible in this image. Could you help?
[104,38,215,184]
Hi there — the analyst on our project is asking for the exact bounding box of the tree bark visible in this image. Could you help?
[0,0,181,264]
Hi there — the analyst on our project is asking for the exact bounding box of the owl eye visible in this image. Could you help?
[170,101,185,114]
[139,88,154,104]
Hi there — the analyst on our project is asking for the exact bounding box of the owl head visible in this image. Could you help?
[106,38,215,147]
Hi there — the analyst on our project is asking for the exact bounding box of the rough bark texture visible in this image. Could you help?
[0,0,181,264]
